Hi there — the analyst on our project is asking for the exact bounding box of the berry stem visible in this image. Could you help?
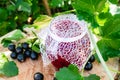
[88,28,114,80]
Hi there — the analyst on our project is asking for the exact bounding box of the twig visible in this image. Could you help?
[88,28,114,80]
[42,0,52,16]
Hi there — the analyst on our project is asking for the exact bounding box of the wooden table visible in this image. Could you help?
[0,50,119,80]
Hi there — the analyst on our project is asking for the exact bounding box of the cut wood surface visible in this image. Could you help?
[0,49,119,80]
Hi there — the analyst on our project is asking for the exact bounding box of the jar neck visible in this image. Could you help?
[48,28,87,42]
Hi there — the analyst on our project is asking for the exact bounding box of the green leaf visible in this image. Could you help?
[1,39,12,47]
[31,0,40,18]
[102,39,120,50]
[31,38,40,53]
[17,2,31,13]
[96,12,112,26]
[0,22,9,36]
[17,12,28,23]
[101,14,120,39]
[4,30,24,41]
[33,15,51,29]
[34,15,51,23]
[50,0,63,7]
[0,54,18,77]
[72,0,107,28]
[56,64,84,80]
[97,40,109,61]
[97,39,120,61]
[109,0,119,4]
[1,30,24,47]
[0,54,8,69]
[2,61,18,77]
[11,29,24,41]
[32,44,40,53]
[72,0,106,15]
[7,5,16,11]
[68,64,79,73]
[75,10,99,28]
[84,74,100,80]
[0,8,8,21]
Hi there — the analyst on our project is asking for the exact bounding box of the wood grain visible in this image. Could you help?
[1,53,56,80]
[0,50,119,80]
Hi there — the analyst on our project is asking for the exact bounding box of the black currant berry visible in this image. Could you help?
[88,55,95,63]
[84,62,93,70]
[22,42,29,49]
[16,46,23,53]
[8,43,15,51]
[17,53,26,62]
[30,51,38,60]
[10,52,17,59]
[24,49,31,57]
[34,72,44,80]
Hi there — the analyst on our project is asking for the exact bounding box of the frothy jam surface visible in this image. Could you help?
[50,20,84,38]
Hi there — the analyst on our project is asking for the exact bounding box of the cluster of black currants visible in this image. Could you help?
[8,42,39,62]
[84,55,95,71]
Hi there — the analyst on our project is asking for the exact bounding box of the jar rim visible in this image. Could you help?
[48,14,88,42]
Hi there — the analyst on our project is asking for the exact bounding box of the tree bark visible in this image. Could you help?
[42,0,52,16]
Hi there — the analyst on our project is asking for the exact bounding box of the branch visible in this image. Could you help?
[42,0,52,16]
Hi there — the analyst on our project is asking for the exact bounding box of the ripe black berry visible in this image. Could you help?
[17,53,26,62]
[30,51,38,60]
[24,50,31,57]
[84,62,93,70]
[10,52,17,59]
[34,72,44,80]
[22,42,29,49]
[88,55,95,63]
[8,44,15,51]
[16,47,23,53]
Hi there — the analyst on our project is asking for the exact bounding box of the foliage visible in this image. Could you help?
[2,61,18,77]
[56,64,83,80]
[109,0,119,4]
[0,54,18,77]
[56,64,100,80]
[101,14,120,39]
[0,0,74,37]
[96,14,120,61]
[72,0,120,28]
[96,10,120,61]
[50,0,72,8]
[96,40,120,61]
[71,0,120,61]
[0,0,43,37]
[72,0,107,28]
[1,30,24,47]
[50,0,73,13]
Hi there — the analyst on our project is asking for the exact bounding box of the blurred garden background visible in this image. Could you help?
[0,0,74,37]
[0,0,120,37]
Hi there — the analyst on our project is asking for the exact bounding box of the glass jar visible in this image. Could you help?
[44,14,92,70]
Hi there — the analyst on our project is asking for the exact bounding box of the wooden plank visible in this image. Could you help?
[0,50,119,80]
